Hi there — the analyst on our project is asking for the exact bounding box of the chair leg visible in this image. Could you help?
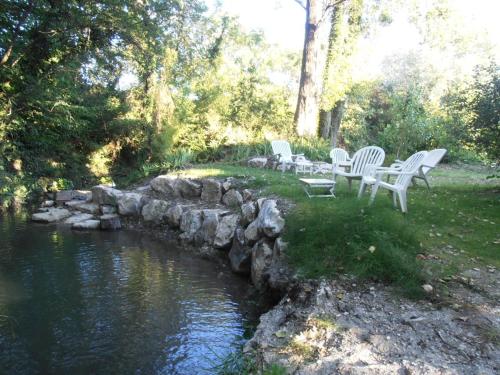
[392,192,398,208]
[358,182,366,198]
[398,191,408,213]
[369,184,379,205]
[423,174,430,190]
[348,179,352,191]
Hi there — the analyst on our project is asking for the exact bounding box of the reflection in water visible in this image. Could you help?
[0,214,253,374]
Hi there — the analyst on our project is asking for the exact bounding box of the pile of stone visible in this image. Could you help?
[32,174,291,292]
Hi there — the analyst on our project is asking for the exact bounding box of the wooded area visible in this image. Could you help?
[0,0,498,209]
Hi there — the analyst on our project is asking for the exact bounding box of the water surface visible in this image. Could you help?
[0,214,252,374]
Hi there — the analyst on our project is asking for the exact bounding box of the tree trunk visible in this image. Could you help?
[319,109,332,139]
[294,0,331,138]
[330,99,346,147]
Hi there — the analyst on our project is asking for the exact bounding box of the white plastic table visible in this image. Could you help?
[299,178,336,198]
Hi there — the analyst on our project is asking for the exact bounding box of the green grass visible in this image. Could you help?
[170,162,500,297]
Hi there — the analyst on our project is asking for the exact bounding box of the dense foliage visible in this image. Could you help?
[0,0,498,209]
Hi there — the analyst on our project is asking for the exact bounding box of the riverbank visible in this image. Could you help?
[29,162,499,374]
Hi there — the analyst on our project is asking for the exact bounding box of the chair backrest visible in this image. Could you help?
[271,140,293,162]
[330,148,349,164]
[421,148,447,175]
[350,146,385,176]
[394,151,428,188]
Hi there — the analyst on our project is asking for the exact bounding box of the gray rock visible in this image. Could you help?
[229,228,251,274]
[179,209,203,242]
[240,202,257,226]
[176,178,202,198]
[55,190,74,202]
[100,214,121,230]
[267,237,291,293]
[117,192,144,216]
[91,185,123,205]
[100,205,116,215]
[150,175,178,196]
[73,190,92,201]
[222,179,233,193]
[251,238,275,290]
[214,214,240,249]
[257,199,285,238]
[32,208,72,223]
[64,213,95,224]
[199,209,229,244]
[73,202,100,215]
[141,199,169,223]
[72,219,101,230]
[42,200,55,207]
[248,157,268,168]
[244,219,260,245]
[242,189,253,202]
[201,179,222,203]
[222,189,243,207]
[166,205,184,228]
[64,200,84,208]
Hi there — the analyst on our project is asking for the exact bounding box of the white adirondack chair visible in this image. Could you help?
[330,148,350,164]
[332,146,385,191]
[271,140,306,173]
[390,148,447,189]
[364,151,428,213]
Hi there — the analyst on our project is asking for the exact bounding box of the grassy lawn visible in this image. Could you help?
[177,162,499,297]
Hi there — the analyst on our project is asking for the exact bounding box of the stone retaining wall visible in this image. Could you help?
[32,174,292,294]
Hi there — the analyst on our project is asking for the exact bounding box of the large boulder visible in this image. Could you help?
[214,214,240,249]
[100,214,122,230]
[240,202,257,226]
[100,205,116,215]
[32,208,72,223]
[55,190,74,202]
[267,237,291,294]
[244,219,260,245]
[251,238,275,290]
[179,209,203,242]
[201,179,222,203]
[72,219,100,230]
[199,209,229,245]
[222,189,243,207]
[117,192,144,216]
[229,228,252,274]
[150,175,178,196]
[91,185,123,205]
[141,199,169,223]
[257,199,285,238]
[64,213,95,224]
[166,205,184,228]
[176,178,202,198]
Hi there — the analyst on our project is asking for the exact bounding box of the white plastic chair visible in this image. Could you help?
[409,148,447,189]
[332,146,385,191]
[271,140,307,173]
[363,151,428,213]
[330,148,350,164]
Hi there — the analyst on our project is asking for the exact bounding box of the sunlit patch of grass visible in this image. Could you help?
[191,162,499,296]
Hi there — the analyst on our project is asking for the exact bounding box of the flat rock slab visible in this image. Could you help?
[72,220,100,230]
[73,202,100,214]
[64,213,95,224]
[32,208,72,223]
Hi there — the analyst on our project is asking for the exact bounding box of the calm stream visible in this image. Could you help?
[0,213,254,374]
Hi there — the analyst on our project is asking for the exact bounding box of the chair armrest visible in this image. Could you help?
[420,164,434,169]
[292,153,304,157]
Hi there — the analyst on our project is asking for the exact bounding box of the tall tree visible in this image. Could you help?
[319,0,363,146]
[294,0,335,137]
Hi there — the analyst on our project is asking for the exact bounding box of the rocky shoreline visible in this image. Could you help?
[32,174,292,297]
[31,172,499,375]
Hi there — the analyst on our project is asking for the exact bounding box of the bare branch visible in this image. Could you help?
[293,0,307,10]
